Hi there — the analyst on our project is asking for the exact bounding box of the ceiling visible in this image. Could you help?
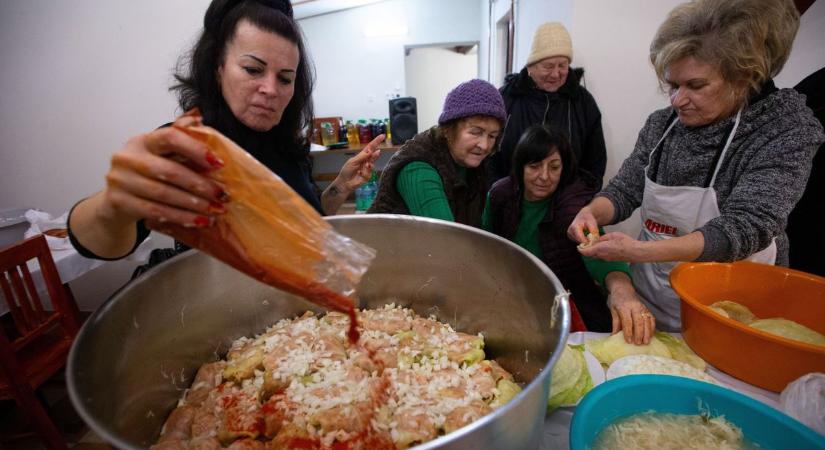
[291,0,387,20]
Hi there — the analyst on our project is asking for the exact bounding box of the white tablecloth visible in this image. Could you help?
[539,331,781,450]
[1,236,154,315]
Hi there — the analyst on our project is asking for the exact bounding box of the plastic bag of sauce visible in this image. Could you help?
[148,110,375,342]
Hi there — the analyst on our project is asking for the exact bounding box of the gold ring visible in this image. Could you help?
[641,312,652,318]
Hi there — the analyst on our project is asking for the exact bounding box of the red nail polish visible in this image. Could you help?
[194,216,211,227]
[208,202,227,214]
[206,151,224,169]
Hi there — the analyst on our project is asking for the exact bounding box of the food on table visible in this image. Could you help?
[708,301,825,347]
[653,331,707,371]
[151,304,520,450]
[750,319,825,347]
[148,110,376,342]
[779,373,825,435]
[585,332,706,370]
[586,332,670,366]
[606,355,717,385]
[708,300,757,324]
[592,411,748,450]
[548,344,594,410]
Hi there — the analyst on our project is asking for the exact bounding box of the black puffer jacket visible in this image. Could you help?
[491,67,606,185]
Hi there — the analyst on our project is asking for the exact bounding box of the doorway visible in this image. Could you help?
[404,43,479,130]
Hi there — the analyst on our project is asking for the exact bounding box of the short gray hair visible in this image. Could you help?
[650,0,799,103]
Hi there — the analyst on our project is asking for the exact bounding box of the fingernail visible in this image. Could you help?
[206,150,224,169]
[193,216,211,227]
[208,202,227,214]
[216,188,230,203]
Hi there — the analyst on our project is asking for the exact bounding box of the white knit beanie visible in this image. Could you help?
[526,22,572,66]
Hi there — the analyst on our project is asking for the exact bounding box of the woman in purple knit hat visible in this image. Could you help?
[368,79,505,227]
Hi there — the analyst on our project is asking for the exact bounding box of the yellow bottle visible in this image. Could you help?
[346,121,360,146]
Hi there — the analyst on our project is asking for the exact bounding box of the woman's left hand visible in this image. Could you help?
[577,231,643,262]
[608,284,656,345]
[334,134,384,193]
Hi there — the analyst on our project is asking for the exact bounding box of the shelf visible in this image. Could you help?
[311,142,402,156]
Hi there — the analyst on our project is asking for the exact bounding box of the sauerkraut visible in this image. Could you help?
[592,411,749,450]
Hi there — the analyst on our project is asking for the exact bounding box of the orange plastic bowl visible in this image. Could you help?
[671,261,825,393]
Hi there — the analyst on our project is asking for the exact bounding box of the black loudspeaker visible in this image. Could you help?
[389,97,418,145]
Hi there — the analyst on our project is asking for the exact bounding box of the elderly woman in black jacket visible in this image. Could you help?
[490,22,607,185]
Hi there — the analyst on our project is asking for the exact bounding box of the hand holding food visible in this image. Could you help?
[99,114,229,228]
[568,206,600,246]
[577,231,640,262]
[148,110,376,329]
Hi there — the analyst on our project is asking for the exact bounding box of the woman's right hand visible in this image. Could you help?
[100,118,229,227]
[568,206,600,245]
[69,116,230,258]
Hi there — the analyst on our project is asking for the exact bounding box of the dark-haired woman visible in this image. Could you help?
[68,0,381,259]
[483,125,654,343]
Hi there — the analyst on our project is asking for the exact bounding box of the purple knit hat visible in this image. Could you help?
[438,79,506,125]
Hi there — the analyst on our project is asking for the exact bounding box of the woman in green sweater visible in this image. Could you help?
[483,125,654,343]
[368,79,505,226]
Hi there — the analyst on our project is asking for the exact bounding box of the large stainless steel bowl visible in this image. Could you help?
[67,215,570,449]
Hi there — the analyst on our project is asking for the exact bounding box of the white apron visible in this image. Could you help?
[630,110,777,331]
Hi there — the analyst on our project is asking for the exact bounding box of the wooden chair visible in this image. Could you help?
[0,235,82,449]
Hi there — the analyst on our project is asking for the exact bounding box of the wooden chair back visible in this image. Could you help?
[0,234,80,449]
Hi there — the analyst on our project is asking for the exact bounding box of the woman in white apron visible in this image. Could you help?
[568,0,824,336]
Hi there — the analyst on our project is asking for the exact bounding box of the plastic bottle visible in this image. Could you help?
[338,123,348,144]
[384,118,392,144]
[355,171,378,213]
[346,121,360,146]
[320,122,336,146]
[358,119,372,144]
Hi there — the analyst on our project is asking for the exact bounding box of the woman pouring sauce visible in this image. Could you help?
[569,0,824,332]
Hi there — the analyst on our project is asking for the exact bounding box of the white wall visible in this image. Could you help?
[775,0,825,88]
[299,0,480,122]
[0,1,205,309]
[572,0,685,235]
[0,0,207,215]
[405,47,479,130]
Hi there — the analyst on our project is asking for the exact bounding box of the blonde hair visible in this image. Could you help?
[650,0,799,103]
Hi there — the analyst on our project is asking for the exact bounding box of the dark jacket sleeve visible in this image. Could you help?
[578,90,607,186]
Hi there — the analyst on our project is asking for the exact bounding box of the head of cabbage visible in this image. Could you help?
[548,344,593,411]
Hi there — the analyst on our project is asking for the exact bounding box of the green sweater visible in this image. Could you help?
[481,194,630,287]
[396,161,464,221]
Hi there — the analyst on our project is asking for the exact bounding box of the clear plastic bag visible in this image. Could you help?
[148,110,375,316]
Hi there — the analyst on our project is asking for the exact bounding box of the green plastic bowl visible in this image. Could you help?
[570,375,825,449]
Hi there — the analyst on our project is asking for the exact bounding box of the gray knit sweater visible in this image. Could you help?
[599,87,824,265]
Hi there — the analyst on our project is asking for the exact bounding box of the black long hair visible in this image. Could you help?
[511,124,578,196]
[172,0,314,160]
